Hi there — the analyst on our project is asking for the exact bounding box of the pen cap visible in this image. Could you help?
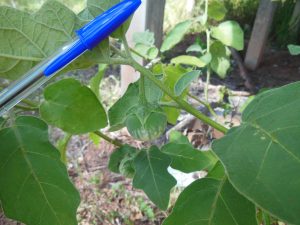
[76,0,142,50]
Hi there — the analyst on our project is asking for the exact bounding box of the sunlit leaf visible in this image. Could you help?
[171,54,211,68]
[211,21,244,51]
[161,20,192,52]
[210,41,231,78]
[40,78,107,134]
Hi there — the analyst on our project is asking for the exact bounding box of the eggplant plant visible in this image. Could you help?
[0,0,299,225]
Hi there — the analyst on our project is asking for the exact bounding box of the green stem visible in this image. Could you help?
[139,75,147,104]
[94,131,123,147]
[110,44,126,58]
[21,99,39,108]
[187,93,218,118]
[58,134,72,164]
[159,102,181,109]
[131,60,228,134]
[15,104,38,111]
[122,34,133,59]
[130,47,147,60]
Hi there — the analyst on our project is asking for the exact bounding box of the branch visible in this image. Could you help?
[93,131,123,147]
[130,59,228,134]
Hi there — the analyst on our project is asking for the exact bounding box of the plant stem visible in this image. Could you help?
[110,44,126,58]
[159,102,181,109]
[21,99,39,108]
[122,34,133,59]
[139,75,147,104]
[130,47,147,60]
[94,131,123,147]
[15,104,38,111]
[131,60,228,134]
[58,134,72,164]
[187,93,218,118]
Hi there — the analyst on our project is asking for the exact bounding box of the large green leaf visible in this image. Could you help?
[211,21,244,51]
[210,41,231,78]
[161,143,217,173]
[0,116,80,225]
[81,0,131,39]
[0,1,109,80]
[163,164,257,225]
[40,78,107,134]
[161,20,192,52]
[133,146,177,210]
[108,83,139,131]
[212,82,300,225]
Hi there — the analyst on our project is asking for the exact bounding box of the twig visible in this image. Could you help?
[93,131,122,147]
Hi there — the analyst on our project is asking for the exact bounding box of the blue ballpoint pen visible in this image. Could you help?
[0,0,141,116]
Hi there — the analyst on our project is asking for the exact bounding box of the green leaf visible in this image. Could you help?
[212,82,300,225]
[161,20,192,52]
[0,1,109,80]
[40,78,107,134]
[186,43,203,53]
[89,132,101,146]
[208,0,228,21]
[210,41,231,78]
[163,165,257,225]
[288,44,300,55]
[0,117,5,128]
[108,83,139,131]
[169,130,191,145]
[162,143,217,173]
[81,0,131,39]
[133,30,155,46]
[89,64,107,100]
[108,145,137,174]
[134,43,159,60]
[171,54,211,68]
[174,70,201,96]
[0,116,80,225]
[133,146,176,210]
[211,21,244,51]
[125,103,167,141]
[144,75,163,104]
[162,65,189,124]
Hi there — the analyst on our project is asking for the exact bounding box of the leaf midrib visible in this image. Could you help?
[12,125,62,225]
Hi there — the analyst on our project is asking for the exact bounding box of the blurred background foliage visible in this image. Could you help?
[0,0,299,48]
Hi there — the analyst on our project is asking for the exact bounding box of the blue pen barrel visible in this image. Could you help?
[0,38,87,116]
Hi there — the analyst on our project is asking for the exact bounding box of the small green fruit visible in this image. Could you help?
[125,103,167,141]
